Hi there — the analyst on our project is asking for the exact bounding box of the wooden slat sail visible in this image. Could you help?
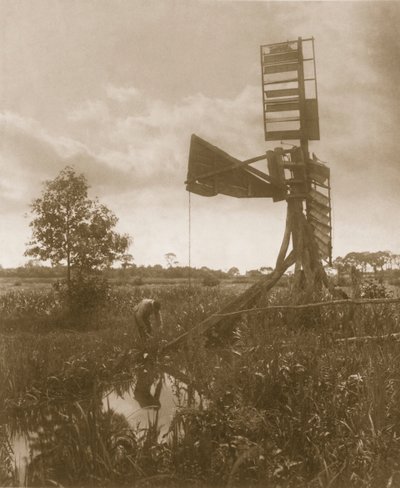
[265,88,299,98]
[263,62,299,75]
[312,225,331,245]
[261,38,320,142]
[266,130,302,141]
[314,236,330,259]
[263,50,299,64]
[308,160,330,185]
[309,188,330,207]
[265,100,300,112]
[309,208,330,226]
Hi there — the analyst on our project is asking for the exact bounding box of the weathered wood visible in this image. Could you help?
[275,205,292,269]
[312,225,330,245]
[265,88,299,98]
[264,77,299,86]
[263,51,299,64]
[309,188,330,207]
[265,99,300,112]
[266,130,302,141]
[186,135,280,199]
[309,208,330,226]
[307,160,330,184]
[264,62,299,75]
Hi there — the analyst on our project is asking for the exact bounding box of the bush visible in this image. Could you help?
[131,276,144,286]
[54,274,111,320]
[202,275,220,287]
[360,279,393,299]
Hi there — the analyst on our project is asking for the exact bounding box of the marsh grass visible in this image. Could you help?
[2,282,400,486]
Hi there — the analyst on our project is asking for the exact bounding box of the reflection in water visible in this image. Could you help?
[7,365,199,486]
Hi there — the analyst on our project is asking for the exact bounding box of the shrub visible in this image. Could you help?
[202,275,220,287]
[132,276,144,286]
[54,274,111,321]
[360,279,393,299]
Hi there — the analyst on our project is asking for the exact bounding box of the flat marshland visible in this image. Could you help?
[1,279,400,487]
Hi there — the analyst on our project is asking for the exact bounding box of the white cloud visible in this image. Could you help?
[68,100,109,123]
[106,84,140,103]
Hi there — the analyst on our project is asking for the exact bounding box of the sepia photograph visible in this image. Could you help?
[1,0,400,486]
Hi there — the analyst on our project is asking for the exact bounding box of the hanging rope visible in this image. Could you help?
[188,190,192,290]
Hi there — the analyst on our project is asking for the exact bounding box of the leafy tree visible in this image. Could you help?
[365,251,391,273]
[259,266,273,274]
[25,166,131,287]
[120,253,135,270]
[227,266,240,277]
[164,252,178,268]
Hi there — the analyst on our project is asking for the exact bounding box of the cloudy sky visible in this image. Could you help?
[0,0,399,271]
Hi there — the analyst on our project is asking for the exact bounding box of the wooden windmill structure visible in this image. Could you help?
[183,37,332,334]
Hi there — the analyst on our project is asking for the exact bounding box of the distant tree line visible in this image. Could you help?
[0,262,235,281]
[333,251,400,274]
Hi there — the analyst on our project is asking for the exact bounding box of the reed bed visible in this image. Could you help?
[1,282,400,487]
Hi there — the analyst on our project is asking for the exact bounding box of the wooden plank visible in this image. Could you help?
[264,62,299,75]
[308,207,330,226]
[310,218,330,231]
[314,237,330,259]
[263,50,298,64]
[308,160,330,185]
[266,130,301,141]
[266,116,300,123]
[305,99,320,141]
[264,77,299,86]
[265,88,299,98]
[265,100,299,112]
[309,201,330,216]
[312,224,331,245]
[309,188,330,207]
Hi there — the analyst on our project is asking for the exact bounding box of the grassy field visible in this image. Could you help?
[1,278,400,487]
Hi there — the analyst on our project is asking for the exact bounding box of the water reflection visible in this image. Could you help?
[7,365,200,487]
